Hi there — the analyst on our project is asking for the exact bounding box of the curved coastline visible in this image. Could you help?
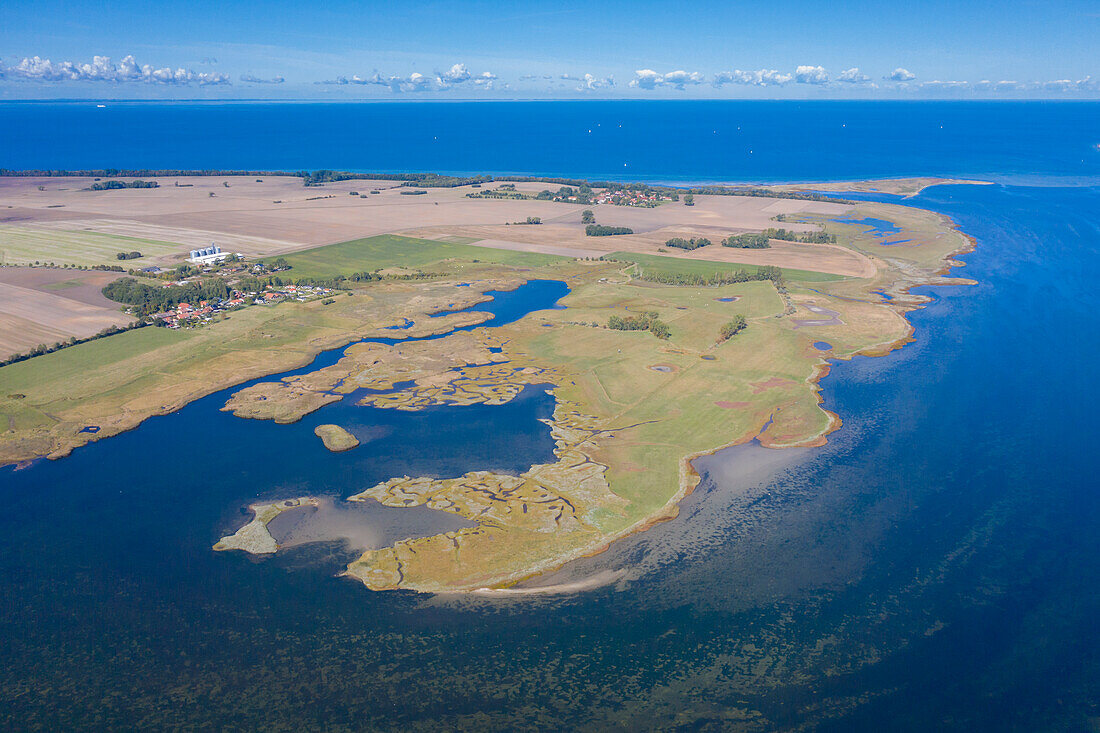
[485,196,983,593]
[0,175,982,595]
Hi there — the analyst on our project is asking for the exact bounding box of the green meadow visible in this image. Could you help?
[281,234,565,278]
[604,251,845,282]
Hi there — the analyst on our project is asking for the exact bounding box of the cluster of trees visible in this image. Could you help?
[115,251,143,260]
[89,180,159,190]
[399,190,428,196]
[795,229,837,243]
[761,227,837,243]
[723,233,772,249]
[684,194,695,206]
[630,264,784,287]
[665,237,712,250]
[102,277,232,316]
[0,320,150,368]
[466,188,529,200]
[722,228,837,248]
[719,315,748,341]
[586,225,633,237]
[92,264,126,272]
[608,310,670,339]
[533,184,595,204]
[581,209,595,224]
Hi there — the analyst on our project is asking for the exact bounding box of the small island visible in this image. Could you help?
[314,424,360,452]
[213,497,319,554]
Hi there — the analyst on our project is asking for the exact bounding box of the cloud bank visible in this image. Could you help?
[712,69,794,87]
[4,55,230,85]
[240,74,284,84]
[319,63,497,92]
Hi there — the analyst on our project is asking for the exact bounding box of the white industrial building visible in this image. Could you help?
[188,244,238,265]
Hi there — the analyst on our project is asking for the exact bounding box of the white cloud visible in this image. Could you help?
[794,65,829,84]
[5,54,229,85]
[441,63,471,83]
[837,67,871,84]
[473,71,497,89]
[240,74,284,84]
[886,67,916,82]
[1039,75,1097,92]
[1041,79,1075,91]
[629,69,663,89]
[629,69,704,90]
[712,69,793,87]
[919,80,969,89]
[318,64,497,92]
[974,79,1020,91]
[578,73,614,91]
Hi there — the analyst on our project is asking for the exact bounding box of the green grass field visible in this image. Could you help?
[0,227,183,267]
[604,251,845,283]
[281,234,565,279]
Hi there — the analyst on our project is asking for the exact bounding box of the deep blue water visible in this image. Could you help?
[1,100,1098,184]
[0,103,1098,730]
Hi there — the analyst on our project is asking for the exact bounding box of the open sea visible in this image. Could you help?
[0,101,1098,730]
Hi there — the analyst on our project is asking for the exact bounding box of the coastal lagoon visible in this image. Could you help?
[0,102,1098,729]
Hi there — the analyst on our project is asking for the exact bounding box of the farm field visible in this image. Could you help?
[0,267,134,358]
[0,226,183,267]
[281,233,565,279]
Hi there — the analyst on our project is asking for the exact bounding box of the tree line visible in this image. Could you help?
[0,168,852,204]
[0,320,150,368]
[90,180,159,190]
[586,225,633,236]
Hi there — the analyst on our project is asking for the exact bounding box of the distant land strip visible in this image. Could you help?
[0,168,855,204]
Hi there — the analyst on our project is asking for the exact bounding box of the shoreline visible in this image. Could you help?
[467,199,982,594]
[211,192,980,594]
[0,278,521,468]
[1,176,984,595]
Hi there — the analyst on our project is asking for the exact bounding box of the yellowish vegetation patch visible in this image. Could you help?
[314,424,359,452]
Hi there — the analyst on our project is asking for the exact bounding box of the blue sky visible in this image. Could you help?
[1,0,1097,99]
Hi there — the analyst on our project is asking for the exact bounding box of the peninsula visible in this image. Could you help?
[0,173,976,592]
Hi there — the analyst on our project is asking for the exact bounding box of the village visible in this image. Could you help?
[154,244,337,328]
[156,282,337,328]
[591,187,676,207]
[466,183,676,208]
